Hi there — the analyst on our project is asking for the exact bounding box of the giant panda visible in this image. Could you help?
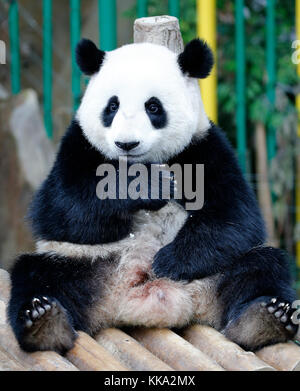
[8,38,299,355]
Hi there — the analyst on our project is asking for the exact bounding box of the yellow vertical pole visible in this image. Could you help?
[196,0,217,123]
[296,0,300,267]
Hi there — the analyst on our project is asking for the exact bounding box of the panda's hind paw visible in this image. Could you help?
[261,297,298,335]
[23,296,57,329]
[18,296,77,354]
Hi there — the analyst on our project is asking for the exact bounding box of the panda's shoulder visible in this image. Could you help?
[175,123,238,168]
[52,120,105,181]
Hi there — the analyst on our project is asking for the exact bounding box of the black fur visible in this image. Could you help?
[153,124,267,280]
[145,97,168,129]
[217,247,295,325]
[178,39,214,79]
[76,38,106,76]
[28,120,167,245]
[102,96,120,127]
[8,252,117,353]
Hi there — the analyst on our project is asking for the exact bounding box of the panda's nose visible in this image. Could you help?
[115,141,140,151]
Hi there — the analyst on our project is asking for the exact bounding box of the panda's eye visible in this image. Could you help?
[145,97,167,129]
[145,98,163,116]
[109,102,118,112]
[147,103,159,114]
[102,96,120,127]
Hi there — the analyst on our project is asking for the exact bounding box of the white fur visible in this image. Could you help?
[77,43,210,163]
[37,203,221,330]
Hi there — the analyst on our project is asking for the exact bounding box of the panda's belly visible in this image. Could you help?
[36,202,222,331]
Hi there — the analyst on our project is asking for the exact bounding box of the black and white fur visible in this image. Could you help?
[8,38,298,354]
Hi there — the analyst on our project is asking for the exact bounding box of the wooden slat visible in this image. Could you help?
[257,342,300,371]
[130,328,224,371]
[96,328,173,371]
[66,331,129,371]
[181,325,275,371]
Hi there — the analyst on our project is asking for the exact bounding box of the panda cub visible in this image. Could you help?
[8,38,299,354]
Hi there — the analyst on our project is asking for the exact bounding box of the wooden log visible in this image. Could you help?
[256,342,300,371]
[29,351,79,371]
[181,325,275,371]
[96,328,173,371]
[130,328,224,371]
[66,331,128,371]
[0,300,6,326]
[0,347,28,371]
[134,15,184,54]
[0,268,11,303]
[0,324,78,371]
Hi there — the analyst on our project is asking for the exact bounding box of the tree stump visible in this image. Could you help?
[134,15,184,53]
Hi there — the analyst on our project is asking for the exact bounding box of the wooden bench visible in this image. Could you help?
[0,268,299,371]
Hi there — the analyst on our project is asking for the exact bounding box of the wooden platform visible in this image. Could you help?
[0,268,299,371]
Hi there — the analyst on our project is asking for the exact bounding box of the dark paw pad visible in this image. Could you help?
[261,297,298,335]
[22,296,58,329]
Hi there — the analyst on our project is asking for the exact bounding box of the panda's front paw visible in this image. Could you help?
[152,244,191,281]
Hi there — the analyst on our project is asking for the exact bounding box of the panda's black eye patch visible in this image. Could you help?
[145,97,167,129]
[102,96,119,127]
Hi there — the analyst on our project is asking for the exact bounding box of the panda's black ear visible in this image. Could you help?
[76,38,106,76]
[178,39,214,79]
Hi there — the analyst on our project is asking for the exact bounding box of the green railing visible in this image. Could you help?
[43,0,53,138]
[266,0,276,162]
[8,0,20,95]
[235,0,246,173]
[70,0,81,112]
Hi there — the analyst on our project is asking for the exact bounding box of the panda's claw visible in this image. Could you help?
[31,309,39,319]
[24,310,33,328]
[41,296,52,311]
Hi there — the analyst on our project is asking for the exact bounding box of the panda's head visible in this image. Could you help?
[76,38,214,162]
